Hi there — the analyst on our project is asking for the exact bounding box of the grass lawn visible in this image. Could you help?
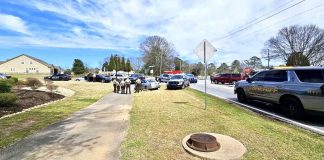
[121,86,324,160]
[0,80,113,149]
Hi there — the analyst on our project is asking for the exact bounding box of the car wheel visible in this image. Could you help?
[280,97,305,119]
[232,81,237,85]
[237,89,247,103]
[101,79,105,83]
[215,80,219,84]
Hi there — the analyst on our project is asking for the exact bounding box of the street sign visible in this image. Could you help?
[194,39,217,63]
[193,39,217,110]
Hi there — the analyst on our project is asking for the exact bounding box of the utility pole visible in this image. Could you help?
[160,52,163,75]
[204,41,207,110]
[267,49,270,69]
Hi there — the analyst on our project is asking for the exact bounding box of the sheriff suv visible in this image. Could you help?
[234,67,324,118]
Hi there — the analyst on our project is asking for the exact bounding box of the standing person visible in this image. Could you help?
[135,78,141,93]
[116,79,120,93]
[125,78,131,94]
[93,73,96,82]
[120,79,126,94]
[112,78,117,93]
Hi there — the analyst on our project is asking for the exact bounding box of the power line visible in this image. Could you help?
[212,0,306,42]
[221,1,324,45]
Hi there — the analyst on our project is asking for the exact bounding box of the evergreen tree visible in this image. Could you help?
[72,59,85,75]
[107,55,114,71]
[126,58,132,72]
[121,57,126,71]
[102,62,108,71]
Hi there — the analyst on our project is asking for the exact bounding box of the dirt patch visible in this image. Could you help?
[0,90,65,118]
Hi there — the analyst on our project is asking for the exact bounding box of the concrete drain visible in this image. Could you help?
[182,133,246,160]
[186,133,220,152]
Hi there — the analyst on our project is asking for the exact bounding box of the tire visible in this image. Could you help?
[215,80,219,84]
[232,81,237,85]
[101,79,105,83]
[237,89,247,103]
[280,97,305,119]
[182,84,185,89]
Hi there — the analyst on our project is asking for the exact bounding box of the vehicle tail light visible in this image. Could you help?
[321,85,324,96]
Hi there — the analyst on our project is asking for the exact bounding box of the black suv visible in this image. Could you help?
[129,74,145,84]
[44,74,71,81]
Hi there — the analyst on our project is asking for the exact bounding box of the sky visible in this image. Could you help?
[0,0,324,68]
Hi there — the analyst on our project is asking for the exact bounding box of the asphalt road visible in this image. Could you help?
[190,80,324,135]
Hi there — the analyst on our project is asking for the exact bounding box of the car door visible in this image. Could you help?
[248,71,267,99]
[258,70,288,102]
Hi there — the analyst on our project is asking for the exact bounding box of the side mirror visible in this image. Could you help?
[247,78,252,83]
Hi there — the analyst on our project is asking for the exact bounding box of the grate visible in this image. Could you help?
[186,133,220,152]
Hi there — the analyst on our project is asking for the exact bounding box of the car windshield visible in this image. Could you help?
[186,74,194,77]
[163,74,169,77]
[130,74,138,77]
[171,75,183,79]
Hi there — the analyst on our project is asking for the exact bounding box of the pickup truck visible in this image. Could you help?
[212,73,243,84]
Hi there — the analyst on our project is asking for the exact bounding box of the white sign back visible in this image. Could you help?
[194,39,217,63]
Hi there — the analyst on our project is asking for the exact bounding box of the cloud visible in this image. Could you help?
[0,13,31,35]
[1,0,324,66]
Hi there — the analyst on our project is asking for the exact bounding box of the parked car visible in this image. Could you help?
[75,77,85,81]
[85,74,111,83]
[186,74,198,83]
[0,73,11,79]
[234,67,324,118]
[212,73,243,84]
[157,74,172,83]
[129,74,145,84]
[44,74,71,81]
[141,79,160,90]
[167,74,190,89]
[110,73,127,81]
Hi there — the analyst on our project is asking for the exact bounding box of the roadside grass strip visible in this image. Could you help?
[121,86,324,160]
[0,81,112,149]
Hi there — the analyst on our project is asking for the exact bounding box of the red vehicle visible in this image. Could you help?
[212,73,243,84]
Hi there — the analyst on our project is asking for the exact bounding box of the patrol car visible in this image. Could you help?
[234,67,324,118]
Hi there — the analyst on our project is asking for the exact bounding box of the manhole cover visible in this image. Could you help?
[186,133,220,152]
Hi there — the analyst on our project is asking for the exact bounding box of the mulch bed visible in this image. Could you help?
[0,90,65,118]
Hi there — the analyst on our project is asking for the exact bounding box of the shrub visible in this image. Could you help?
[10,77,18,84]
[25,78,43,90]
[16,80,26,89]
[0,80,12,93]
[0,93,17,107]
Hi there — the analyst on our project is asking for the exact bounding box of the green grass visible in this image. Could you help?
[0,81,113,149]
[121,86,324,160]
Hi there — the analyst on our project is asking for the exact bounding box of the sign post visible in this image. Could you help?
[194,39,217,110]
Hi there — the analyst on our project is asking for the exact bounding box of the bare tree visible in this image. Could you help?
[265,24,324,66]
[130,57,144,72]
[140,35,177,75]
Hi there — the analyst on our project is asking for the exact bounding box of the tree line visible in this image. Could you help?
[70,24,323,75]
[101,55,132,72]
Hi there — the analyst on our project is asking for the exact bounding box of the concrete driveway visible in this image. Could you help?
[0,92,132,160]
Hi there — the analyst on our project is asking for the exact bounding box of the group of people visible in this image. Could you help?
[112,78,143,94]
[112,78,131,94]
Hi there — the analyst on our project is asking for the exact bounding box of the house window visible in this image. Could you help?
[10,68,15,71]
[21,61,24,64]
[30,61,33,64]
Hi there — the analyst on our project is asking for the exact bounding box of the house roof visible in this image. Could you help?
[1,54,52,67]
